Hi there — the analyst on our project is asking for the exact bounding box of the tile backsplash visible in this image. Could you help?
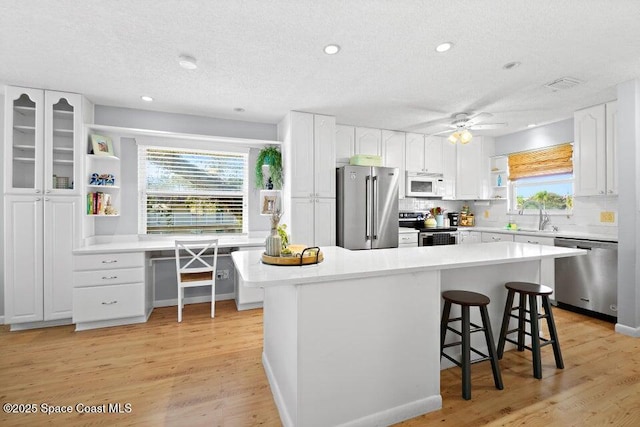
[400,198,465,214]
[472,196,618,236]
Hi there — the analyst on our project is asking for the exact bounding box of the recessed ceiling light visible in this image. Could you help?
[324,44,340,55]
[435,42,453,53]
[503,61,521,70]
[141,96,153,102]
[234,107,245,113]
[527,123,536,128]
[178,55,198,70]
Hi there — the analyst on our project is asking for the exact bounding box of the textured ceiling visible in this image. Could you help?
[1,0,639,136]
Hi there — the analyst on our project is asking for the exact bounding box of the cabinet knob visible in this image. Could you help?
[35,189,41,194]
[608,190,613,194]
[600,190,605,194]
[35,198,41,201]
[45,190,51,194]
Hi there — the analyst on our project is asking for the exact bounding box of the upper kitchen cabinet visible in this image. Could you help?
[456,136,493,200]
[574,102,616,196]
[381,130,406,198]
[442,140,457,199]
[405,134,443,174]
[354,127,381,156]
[281,112,336,199]
[4,86,86,195]
[336,125,355,165]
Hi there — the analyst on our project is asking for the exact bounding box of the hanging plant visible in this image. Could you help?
[255,146,283,189]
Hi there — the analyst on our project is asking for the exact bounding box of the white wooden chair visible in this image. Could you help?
[175,239,219,322]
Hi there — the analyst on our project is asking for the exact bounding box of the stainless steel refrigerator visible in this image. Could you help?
[337,165,399,250]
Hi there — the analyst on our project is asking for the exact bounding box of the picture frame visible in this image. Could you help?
[90,134,115,156]
[259,190,280,216]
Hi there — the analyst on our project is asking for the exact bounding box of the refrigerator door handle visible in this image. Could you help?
[372,176,378,240]
[365,175,371,241]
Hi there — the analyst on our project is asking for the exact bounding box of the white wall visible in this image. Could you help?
[0,95,4,318]
[494,119,574,155]
[616,79,640,335]
[93,105,277,235]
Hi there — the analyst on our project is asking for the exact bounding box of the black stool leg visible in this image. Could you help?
[480,306,504,390]
[542,296,564,369]
[517,293,526,351]
[529,295,542,379]
[440,301,452,360]
[461,305,471,400]
[497,289,515,359]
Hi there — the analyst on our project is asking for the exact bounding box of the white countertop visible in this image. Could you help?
[458,226,618,242]
[74,235,266,254]
[232,242,585,287]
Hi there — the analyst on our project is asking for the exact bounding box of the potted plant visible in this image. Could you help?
[255,146,282,190]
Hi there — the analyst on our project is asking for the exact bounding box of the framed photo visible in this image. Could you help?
[259,190,280,216]
[90,134,114,156]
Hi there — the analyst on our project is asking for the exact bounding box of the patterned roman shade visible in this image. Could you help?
[508,143,573,180]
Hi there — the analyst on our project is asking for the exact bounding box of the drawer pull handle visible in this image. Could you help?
[527,241,539,244]
[580,298,590,302]
[101,300,118,305]
[102,276,118,280]
[102,260,118,264]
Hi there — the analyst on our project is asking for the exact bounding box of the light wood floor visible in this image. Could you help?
[1,301,639,427]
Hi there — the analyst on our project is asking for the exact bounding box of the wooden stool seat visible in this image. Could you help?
[442,290,490,306]
[440,290,503,400]
[497,281,564,379]
[505,281,553,295]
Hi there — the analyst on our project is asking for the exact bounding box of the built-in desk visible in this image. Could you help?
[72,235,265,330]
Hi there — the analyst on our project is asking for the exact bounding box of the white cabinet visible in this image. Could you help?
[481,232,514,243]
[382,130,406,198]
[605,101,618,195]
[4,195,80,326]
[4,86,84,195]
[405,134,443,175]
[355,127,381,156]
[574,102,618,197]
[442,140,457,199]
[280,112,336,246]
[456,136,493,200]
[336,125,355,165]
[458,230,481,244]
[398,230,418,247]
[290,197,336,246]
[73,252,149,330]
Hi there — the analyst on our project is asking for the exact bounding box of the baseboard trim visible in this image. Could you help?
[154,293,235,308]
[262,352,294,427]
[615,323,640,337]
[9,318,72,331]
[235,301,263,311]
[0,316,4,325]
[75,315,148,332]
[339,395,442,427]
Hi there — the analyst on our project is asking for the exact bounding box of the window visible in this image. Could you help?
[508,143,574,213]
[138,146,248,234]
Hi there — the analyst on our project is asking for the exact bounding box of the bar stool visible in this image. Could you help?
[496,282,564,379]
[440,290,504,400]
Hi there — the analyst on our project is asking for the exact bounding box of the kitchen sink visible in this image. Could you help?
[516,228,558,234]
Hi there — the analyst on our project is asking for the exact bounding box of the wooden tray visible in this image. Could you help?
[261,246,324,266]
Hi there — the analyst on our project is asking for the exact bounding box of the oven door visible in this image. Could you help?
[419,232,458,246]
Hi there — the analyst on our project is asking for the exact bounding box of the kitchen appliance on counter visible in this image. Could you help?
[399,211,458,246]
[554,237,618,319]
[447,212,459,226]
[337,165,399,250]
[406,172,444,197]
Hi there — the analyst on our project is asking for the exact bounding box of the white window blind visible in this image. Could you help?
[138,146,248,234]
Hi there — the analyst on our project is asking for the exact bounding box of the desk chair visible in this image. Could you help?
[175,239,219,322]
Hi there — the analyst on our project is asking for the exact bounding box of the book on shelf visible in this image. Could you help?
[87,192,112,215]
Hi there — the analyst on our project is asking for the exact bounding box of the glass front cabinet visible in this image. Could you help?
[4,86,82,195]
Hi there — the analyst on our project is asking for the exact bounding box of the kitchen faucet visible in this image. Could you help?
[519,200,551,230]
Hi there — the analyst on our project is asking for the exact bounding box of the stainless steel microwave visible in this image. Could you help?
[406,172,444,197]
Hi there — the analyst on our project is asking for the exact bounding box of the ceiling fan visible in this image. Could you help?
[409,112,507,144]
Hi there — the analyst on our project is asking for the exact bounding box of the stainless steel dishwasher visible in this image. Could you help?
[554,238,618,318]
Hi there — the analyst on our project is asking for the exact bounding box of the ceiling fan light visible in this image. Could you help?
[448,132,460,144]
[460,129,473,144]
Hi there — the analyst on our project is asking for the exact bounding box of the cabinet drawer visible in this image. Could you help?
[73,283,145,323]
[398,233,418,244]
[74,252,144,271]
[514,235,554,246]
[481,232,515,243]
[74,267,144,288]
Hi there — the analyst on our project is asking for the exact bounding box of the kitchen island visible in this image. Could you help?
[231,242,585,427]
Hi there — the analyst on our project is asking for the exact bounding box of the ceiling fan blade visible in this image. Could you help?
[469,123,508,130]
[466,112,493,125]
[403,117,452,132]
[429,129,453,136]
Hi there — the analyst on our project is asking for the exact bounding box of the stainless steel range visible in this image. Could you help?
[399,212,458,246]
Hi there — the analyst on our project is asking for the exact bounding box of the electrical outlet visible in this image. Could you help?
[600,211,615,223]
[216,269,230,280]
[484,210,490,219]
